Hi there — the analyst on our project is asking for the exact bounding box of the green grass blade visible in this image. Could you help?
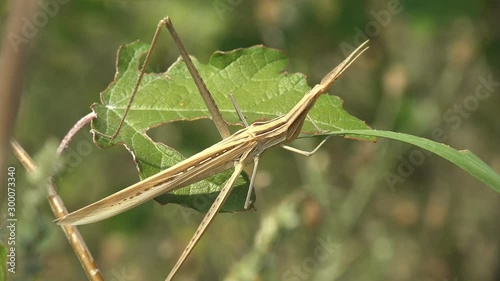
[324,130,500,192]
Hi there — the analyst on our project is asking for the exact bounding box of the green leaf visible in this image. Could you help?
[91,42,372,212]
[323,130,500,192]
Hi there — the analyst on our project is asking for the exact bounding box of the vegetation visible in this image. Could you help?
[4,1,499,280]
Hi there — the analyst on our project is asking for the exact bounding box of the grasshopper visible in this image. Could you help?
[57,17,369,281]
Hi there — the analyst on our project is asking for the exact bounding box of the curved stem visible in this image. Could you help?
[57,112,96,155]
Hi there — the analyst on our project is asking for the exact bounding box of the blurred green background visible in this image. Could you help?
[3,0,500,280]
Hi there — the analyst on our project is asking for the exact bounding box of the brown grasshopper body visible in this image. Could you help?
[57,16,369,281]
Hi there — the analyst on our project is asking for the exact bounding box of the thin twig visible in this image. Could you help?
[10,139,104,281]
[58,112,96,154]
